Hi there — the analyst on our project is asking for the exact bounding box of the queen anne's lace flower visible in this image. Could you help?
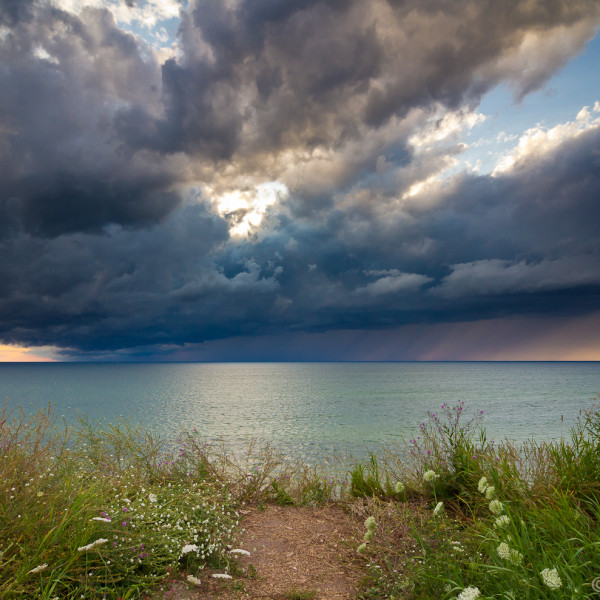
[485,485,496,499]
[457,586,480,600]
[489,499,504,515]
[497,542,511,560]
[187,575,202,586]
[495,515,510,528]
[540,568,562,589]
[423,470,439,482]
[477,477,488,493]
[78,539,108,552]
[230,549,250,556]
[148,493,157,503]
[212,573,233,579]
[180,544,198,556]
[29,563,48,574]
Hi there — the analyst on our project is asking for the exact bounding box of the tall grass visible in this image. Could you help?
[0,402,351,598]
[351,399,600,600]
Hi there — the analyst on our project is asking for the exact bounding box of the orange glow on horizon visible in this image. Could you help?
[0,344,56,362]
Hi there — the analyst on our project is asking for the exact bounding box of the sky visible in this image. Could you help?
[0,0,599,362]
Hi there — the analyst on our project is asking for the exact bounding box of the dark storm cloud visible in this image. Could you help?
[3,121,599,356]
[117,0,599,171]
[0,4,180,237]
[1,0,600,357]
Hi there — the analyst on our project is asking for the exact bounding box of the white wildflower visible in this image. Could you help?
[148,493,157,503]
[489,499,504,515]
[540,568,562,590]
[457,586,480,600]
[395,481,405,494]
[187,574,202,586]
[510,549,523,564]
[433,501,444,516]
[28,563,48,574]
[423,470,439,483]
[497,542,511,561]
[484,485,496,499]
[477,477,488,494]
[180,544,198,556]
[364,516,376,530]
[494,515,510,528]
[78,539,108,552]
[91,517,111,523]
[229,549,250,556]
[212,573,233,579]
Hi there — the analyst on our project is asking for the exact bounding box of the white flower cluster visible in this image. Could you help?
[77,539,108,552]
[181,544,199,556]
[423,470,439,483]
[212,573,232,579]
[230,548,250,556]
[489,500,504,515]
[433,501,444,516]
[28,563,48,574]
[187,574,202,586]
[494,515,510,528]
[540,568,562,589]
[457,585,480,600]
[496,542,522,565]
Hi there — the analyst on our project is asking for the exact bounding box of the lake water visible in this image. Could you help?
[1,362,599,461]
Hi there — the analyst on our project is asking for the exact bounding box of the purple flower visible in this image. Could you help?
[122,521,127,527]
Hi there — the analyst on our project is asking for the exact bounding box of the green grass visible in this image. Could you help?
[3,397,600,599]
[351,399,600,600]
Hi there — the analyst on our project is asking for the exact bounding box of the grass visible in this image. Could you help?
[2,397,600,599]
[0,402,347,598]
[351,399,600,600]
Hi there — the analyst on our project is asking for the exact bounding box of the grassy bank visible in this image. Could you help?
[1,400,600,599]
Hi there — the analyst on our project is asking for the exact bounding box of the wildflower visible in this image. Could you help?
[187,575,202,586]
[423,470,439,483]
[540,568,562,590]
[484,485,496,499]
[457,586,480,600]
[395,481,405,494]
[91,517,111,523]
[489,500,504,515]
[477,477,488,493]
[78,539,108,552]
[364,529,374,542]
[230,549,250,556]
[181,544,198,556]
[212,573,233,579]
[356,543,367,553]
[29,563,48,574]
[497,542,511,561]
[494,515,510,528]
[148,493,157,503]
[433,501,444,516]
[509,549,523,564]
[364,516,376,531]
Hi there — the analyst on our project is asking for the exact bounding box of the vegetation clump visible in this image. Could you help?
[2,397,600,599]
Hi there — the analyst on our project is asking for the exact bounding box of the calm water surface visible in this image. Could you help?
[1,362,599,461]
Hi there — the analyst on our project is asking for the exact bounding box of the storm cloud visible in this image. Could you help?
[0,0,599,358]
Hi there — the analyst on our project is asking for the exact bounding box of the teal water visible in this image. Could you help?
[1,362,599,461]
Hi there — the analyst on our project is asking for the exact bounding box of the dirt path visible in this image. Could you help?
[163,504,365,600]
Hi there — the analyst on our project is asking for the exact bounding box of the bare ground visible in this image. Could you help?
[158,503,365,600]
